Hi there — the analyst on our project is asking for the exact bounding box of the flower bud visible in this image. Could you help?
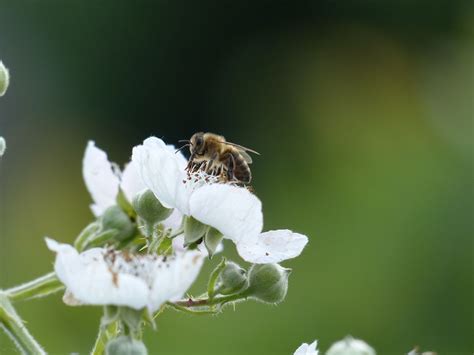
[218,262,248,295]
[204,227,223,258]
[245,264,290,304]
[326,336,375,355]
[0,61,9,97]
[101,206,136,242]
[105,336,148,355]
[0,137,5,157]
[133,189,173,237]
[184,216,208,246]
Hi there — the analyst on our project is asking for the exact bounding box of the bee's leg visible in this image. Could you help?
[186,154,196,171]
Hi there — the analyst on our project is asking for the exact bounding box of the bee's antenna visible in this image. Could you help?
[175,144,190,154]
[178,139,190,143]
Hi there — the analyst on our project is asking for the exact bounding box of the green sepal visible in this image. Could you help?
[184,216,208,246]
[156,236,173,256]
[74,221,101,251]
[101,306,120,327]
[116,189,136,219]
[204,227,223,259]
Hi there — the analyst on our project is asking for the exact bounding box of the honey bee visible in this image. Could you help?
[178,132,259,185]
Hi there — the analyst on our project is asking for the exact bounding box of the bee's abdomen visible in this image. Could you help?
[230,151,251,184]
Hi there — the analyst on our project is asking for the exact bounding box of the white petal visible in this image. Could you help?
[83,141,120,216]
[120,161,146,203]
[326,337,375,355]
[45,238,206,312]
[189,184,263,243]
[150,249,205,309]
[236,229,308,264]
[294,340,319,355]
[132,137,191,214]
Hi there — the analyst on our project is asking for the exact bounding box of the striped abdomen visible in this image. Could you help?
[223,150,251,184]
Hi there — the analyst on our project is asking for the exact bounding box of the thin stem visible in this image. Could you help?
[6,272,64,303]
[0,293,46,354]
[174,293,247,308]
[165,302,218,315]
[90,321,118,355]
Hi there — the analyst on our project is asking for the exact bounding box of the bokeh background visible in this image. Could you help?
[0,1,473,354]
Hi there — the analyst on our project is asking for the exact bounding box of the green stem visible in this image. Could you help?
[165,302,218,315]
[90,321,118,355]
[174,293,247,308]
[6,272,64,303]
[0,293,46,354]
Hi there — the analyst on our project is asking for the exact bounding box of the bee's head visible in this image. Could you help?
[190,132,205,155]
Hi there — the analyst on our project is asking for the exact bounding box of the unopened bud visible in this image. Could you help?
[326,336,375,355]
[218,262,248,295]
[101,206,136,242]
[105,336,148,355]
[133,189,172,237]
[0,61,9,96]
[184,216,208,246]
[245,264,290,304]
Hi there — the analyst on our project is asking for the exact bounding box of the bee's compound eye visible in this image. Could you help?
[196,136,203,147]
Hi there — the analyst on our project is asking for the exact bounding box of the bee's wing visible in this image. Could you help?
[226,142,260,164]
[239,150,253,164]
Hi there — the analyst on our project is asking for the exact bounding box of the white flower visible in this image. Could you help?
[326,336,376,355]
[294,340,318,355]
[46,238,205,312]
[132,136,308,263]
[82,140,183,232]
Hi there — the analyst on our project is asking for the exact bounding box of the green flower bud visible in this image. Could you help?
[132,189,172,237]
[184,216,208,246]
[101,206,136,242]
[0,61,9,97]
[106,336,148,355]
[78,206,137,250]
[245,264,290,304]
[204,227,223,258]
[218,262,248,295]
[0,137,5,157]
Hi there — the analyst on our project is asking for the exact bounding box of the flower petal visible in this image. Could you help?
[83,141,120,216]
[132,137,191,214]
[120,161,146,203]
[150,249,205,309]
[189,184,263,243]
[236,229,308,264]
[294,340,319,355]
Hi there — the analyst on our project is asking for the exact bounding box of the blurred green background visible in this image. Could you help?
[0,1,473,354]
